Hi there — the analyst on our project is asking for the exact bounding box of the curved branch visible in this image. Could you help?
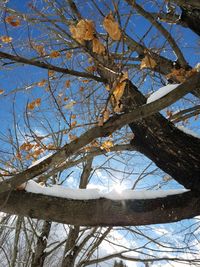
[0,190,200,226]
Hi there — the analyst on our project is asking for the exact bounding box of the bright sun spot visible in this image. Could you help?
[112,183,125,194]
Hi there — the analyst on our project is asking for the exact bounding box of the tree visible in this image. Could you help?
[0,0,200,266]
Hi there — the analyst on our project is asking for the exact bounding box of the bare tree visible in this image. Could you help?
[0,0,199,266]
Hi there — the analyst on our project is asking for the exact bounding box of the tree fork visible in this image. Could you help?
[123,80,200,190]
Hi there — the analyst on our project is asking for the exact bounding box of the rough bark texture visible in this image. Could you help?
[0,190,199,226]
[122,81,200,191]
[31,221,51,267]
[172,0,200,36]
[180,7,200,36]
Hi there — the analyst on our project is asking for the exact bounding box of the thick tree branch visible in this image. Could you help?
[0,190,199,226]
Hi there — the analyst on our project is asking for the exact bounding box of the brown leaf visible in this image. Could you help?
[92,38,105,54]
[110,72,128,112]
[66,52,72,59]
[103,13,121,41]
[34,45,45,56]
[100,140,114,152]
[65,80,71,88]
[47,71,54,77]
[0,89,4,95]
[71,114,76,119]
[68,133,78,141]
[35,98,41,107]
[70,19,95,43]
[86,65,97,73]
[27,102,35,110]
[49,50,60,58]
[5,16,20,27]
[140,55,157,69]
[1,36,12,43]
[37,79,46,87]
[71,121,77,128]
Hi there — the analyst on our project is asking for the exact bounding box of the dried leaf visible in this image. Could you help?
[47,144,57,150]
[140,55,157,69]
[35,98,41,107]
[71,121,77,127]
[27,102,35,110]
[64,101,76,109]
[65,80,71,88]
[16,152,22,160]
[49,50,60,58]
[103,109,110,121]
[1,36,12,43]
[71,114,76,119]
[0,89,4,95]
[48,70,55,76]
[86,65,97,73]
[68,133,78,141]
[100,140,114,152]
[27,98,41,110]
[20,142,34,151]
[34,45,45,56]
[82,80,89,83]
[5,16,20,27]
[37,79,46,87]
[66,51,72,59]
[92,38,105,54]
[110,73,128,112]
[69,19,95,43]
[103,13,121,41]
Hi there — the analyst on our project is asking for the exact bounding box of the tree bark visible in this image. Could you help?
[122,81,200,191]
[0,190,199,226]
[31,221,51,267]
[172,0,200,35]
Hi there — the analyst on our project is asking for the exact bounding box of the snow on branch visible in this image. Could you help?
[25,180,188,200]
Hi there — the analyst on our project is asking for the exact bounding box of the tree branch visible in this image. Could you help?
[0,190,199,226]
[0,51,105,83]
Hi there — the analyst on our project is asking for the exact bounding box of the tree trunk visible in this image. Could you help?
[122,81,200,190]
[31,221,51,267]
[180,7,200,36]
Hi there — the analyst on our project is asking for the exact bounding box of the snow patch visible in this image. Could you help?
[28,153,53,168]
[25,180,189,200]
[147,84,180,104]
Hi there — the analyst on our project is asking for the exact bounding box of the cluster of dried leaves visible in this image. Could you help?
[69,14,121,55]
[27,98,41,110]
[18,141,57,162]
